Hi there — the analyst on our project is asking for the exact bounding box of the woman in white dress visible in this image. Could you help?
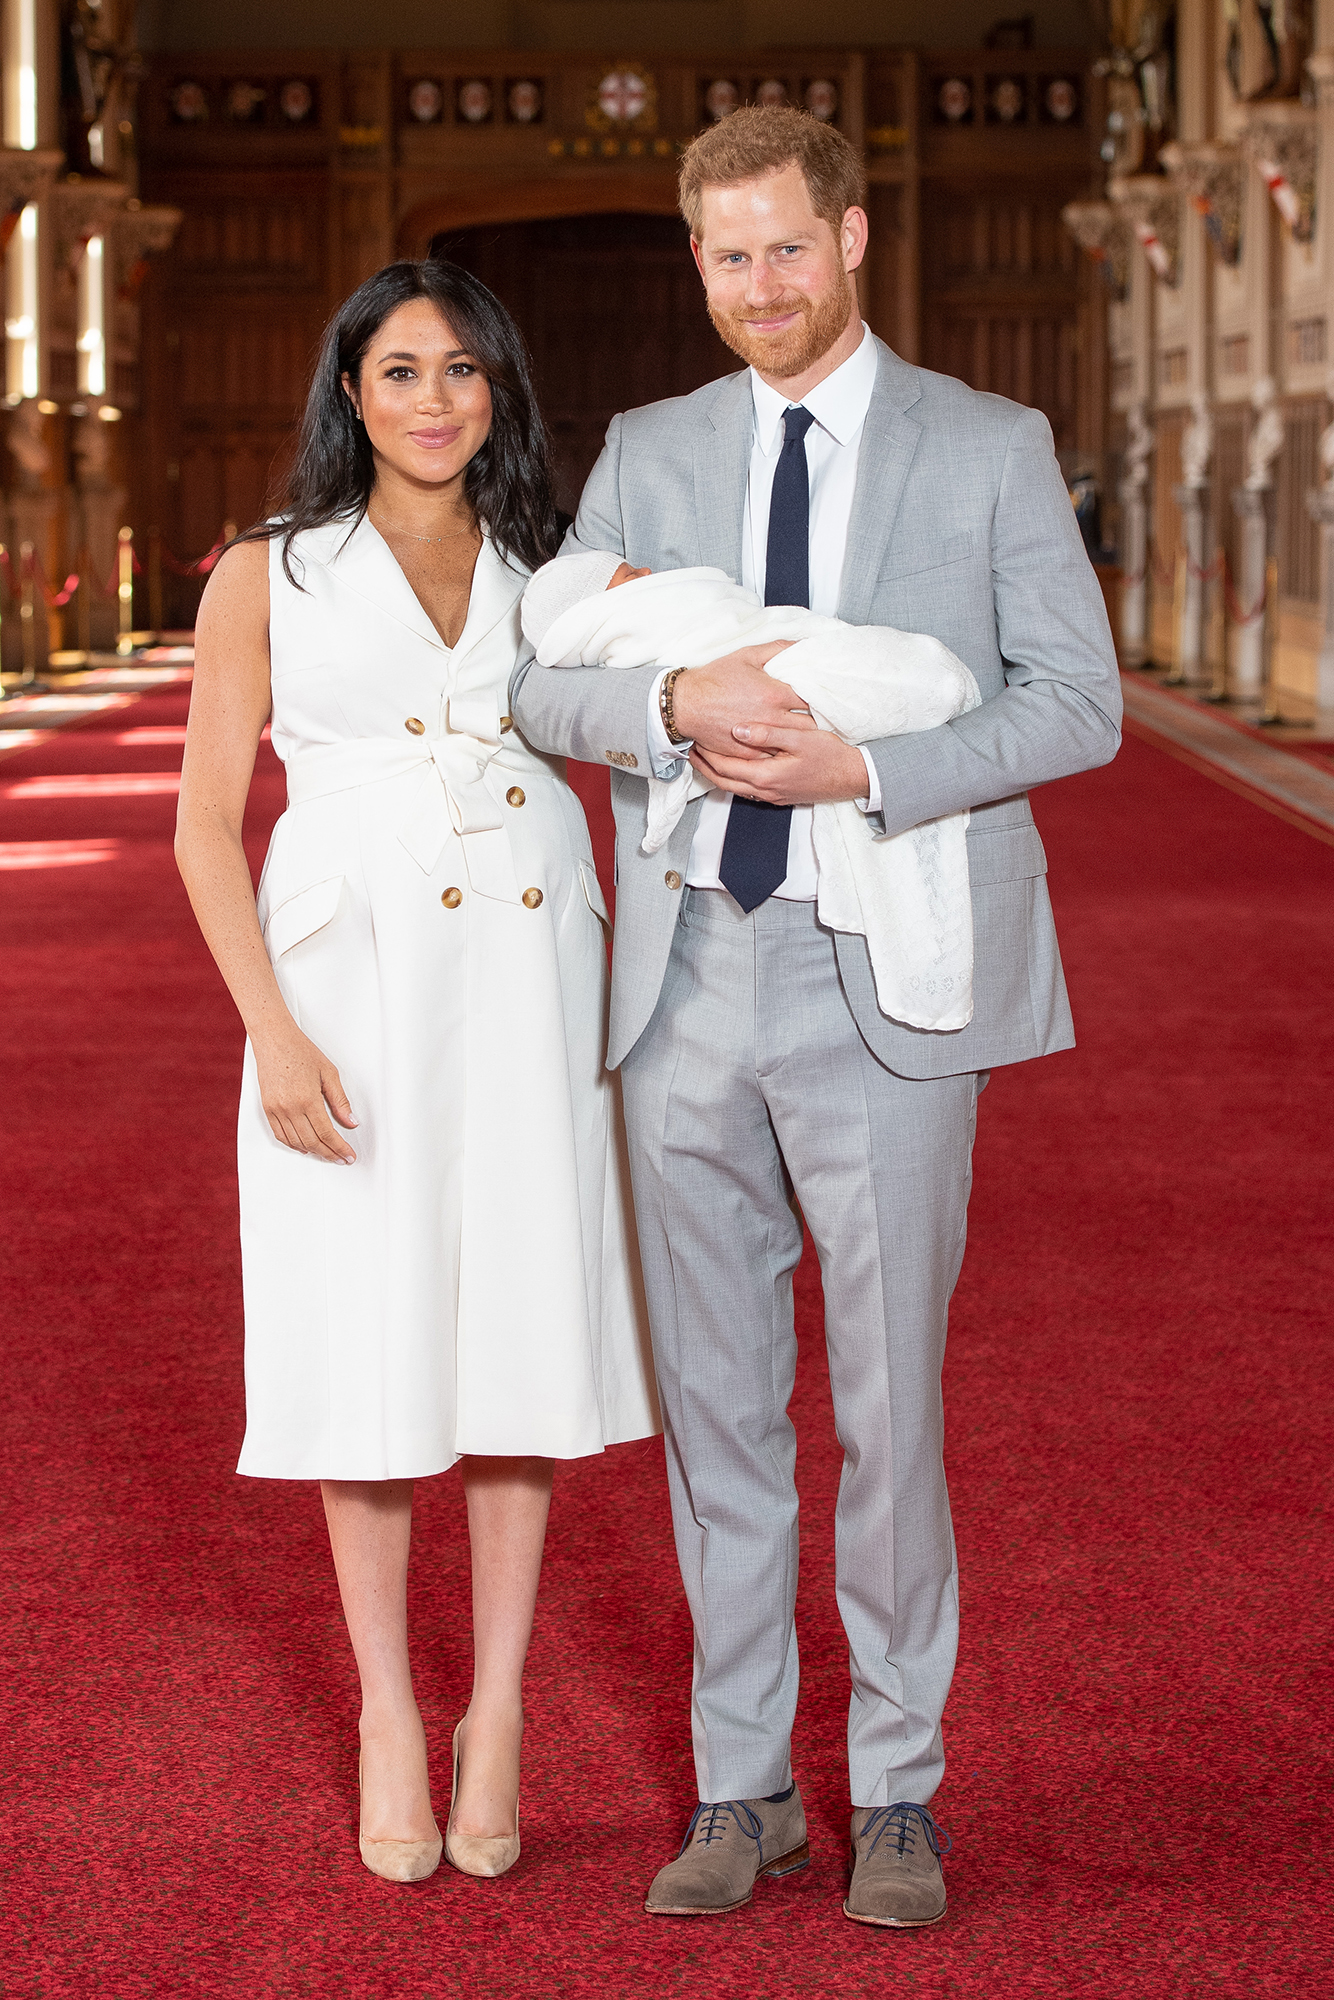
[175,260,658,1885]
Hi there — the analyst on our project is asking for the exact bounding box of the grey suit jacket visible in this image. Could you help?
[511,337,1122,1074]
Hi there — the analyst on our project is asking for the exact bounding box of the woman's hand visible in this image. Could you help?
[254,1025,359,1163]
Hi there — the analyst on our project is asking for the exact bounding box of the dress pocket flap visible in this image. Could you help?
[966,824,1048,886]
[264,875,345,958]
[579,860,611,928]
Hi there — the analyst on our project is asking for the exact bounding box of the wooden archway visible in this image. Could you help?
[396,170,683,255]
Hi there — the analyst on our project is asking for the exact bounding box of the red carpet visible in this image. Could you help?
[2,687,1331,1996]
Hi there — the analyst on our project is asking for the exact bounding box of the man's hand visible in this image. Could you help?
[690,721,870,807]
[671,641,804,757]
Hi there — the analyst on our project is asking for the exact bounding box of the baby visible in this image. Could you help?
[520,552,981,1033]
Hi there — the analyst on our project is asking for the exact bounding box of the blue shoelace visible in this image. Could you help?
[679,1799,765,1857]
[860,1802,953,1861]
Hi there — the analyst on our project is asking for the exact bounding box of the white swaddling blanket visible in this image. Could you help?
[530,565,982,1032]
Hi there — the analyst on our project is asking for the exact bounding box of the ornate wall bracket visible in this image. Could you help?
[1158,140,1246,266]
[1061,199,1132,299]
[1109,173,1181,286]
[50,181,133,269]
[0,147,64,235]
[109,203,182,287]
[1240,103,1318,243]
[1304,47,1334,106]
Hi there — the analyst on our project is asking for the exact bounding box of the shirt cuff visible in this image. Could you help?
[854,746,882,814]
[646,671,692,779]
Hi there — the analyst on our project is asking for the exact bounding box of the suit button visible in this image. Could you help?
[522,887,543,909]
[441,887,462,909]
[405,717,426,736]
[664,870,681,890]
[506,786,526,808]
[500,715,513,732]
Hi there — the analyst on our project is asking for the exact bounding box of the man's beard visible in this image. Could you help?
[707,273,853,379]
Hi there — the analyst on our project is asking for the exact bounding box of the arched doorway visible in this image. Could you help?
[432,212,734,515]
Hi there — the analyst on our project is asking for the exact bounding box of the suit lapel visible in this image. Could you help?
[692,371,752,581]
[838,339,924,626]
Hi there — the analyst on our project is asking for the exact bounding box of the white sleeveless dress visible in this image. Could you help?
[235,516,659,1479]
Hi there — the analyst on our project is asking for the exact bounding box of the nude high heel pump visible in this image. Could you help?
[357,1753,443,1884]
[444,1719,521,1878]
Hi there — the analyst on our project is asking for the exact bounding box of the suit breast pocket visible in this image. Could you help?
[885,531,978,582]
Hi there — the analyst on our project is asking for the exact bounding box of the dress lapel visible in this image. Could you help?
[313,512,449,653]
[450,535,526,667]
[307,514,526,665]
[838,339,924,627]
[692,370,752,581]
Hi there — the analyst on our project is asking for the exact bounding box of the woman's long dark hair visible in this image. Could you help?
[241,259,561,583]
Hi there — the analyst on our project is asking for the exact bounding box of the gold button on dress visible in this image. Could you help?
[441,887,462,909]
[405,716,426,736]
[506,787,526,808]
[522,887,543,909]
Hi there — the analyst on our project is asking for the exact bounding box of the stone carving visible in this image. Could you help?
[1109,173,1182,285]
[6,399,50,489]
[0,146,64,219]
[1181,391,1214,489]
[1306,45,1334,103]
[109,203,182,279]
[50,180,132,269]
[1227,0,1313,102]
[1158,140,1246,263]
[1240,103,1318,241]
[1061,199,1132,298]
[1244,375,1285,490]
[1125,398,1155,488]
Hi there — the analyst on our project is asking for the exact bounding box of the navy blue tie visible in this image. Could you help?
[719,404,815,914]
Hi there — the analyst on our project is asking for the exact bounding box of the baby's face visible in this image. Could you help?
[607,562,652,589]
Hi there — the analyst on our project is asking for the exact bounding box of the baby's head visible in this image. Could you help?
[521,551,653,648]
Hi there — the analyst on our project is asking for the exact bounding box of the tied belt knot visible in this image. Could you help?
[282,691,522,903]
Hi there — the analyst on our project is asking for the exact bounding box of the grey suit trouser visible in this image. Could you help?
[620,889,982,1809]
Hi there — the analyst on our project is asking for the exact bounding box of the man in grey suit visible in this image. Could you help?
[511,107,1121,1927]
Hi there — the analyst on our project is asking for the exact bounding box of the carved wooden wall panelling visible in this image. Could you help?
[919,179,1083,447]
[442,214,734,514]
[132,43,1101,609]
[1151,411,1186,660]
[915,50,1102,458]
[1278,397,1324,605]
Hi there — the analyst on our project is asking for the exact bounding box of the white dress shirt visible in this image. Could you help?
[646,321,881,899]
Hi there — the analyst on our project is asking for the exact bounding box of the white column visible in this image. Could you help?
[1230,490,1269,696]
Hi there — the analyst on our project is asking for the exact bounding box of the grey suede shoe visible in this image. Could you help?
[645,1786,810,1916]
[843,1802,951,1927]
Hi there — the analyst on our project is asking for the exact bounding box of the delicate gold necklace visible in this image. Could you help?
[372,511,478,546]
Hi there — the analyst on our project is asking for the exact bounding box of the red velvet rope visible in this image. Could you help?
[0,529,229,610]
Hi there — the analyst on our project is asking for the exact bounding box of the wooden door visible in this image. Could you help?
[436,212,734,515]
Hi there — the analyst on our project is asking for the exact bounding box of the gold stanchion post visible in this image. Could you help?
[116,525,134,656]
[78,547,91,656]
[0,542,9,698]
[148,525,163,640]
[19,540,38,684]
[1258,553,1284,726]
